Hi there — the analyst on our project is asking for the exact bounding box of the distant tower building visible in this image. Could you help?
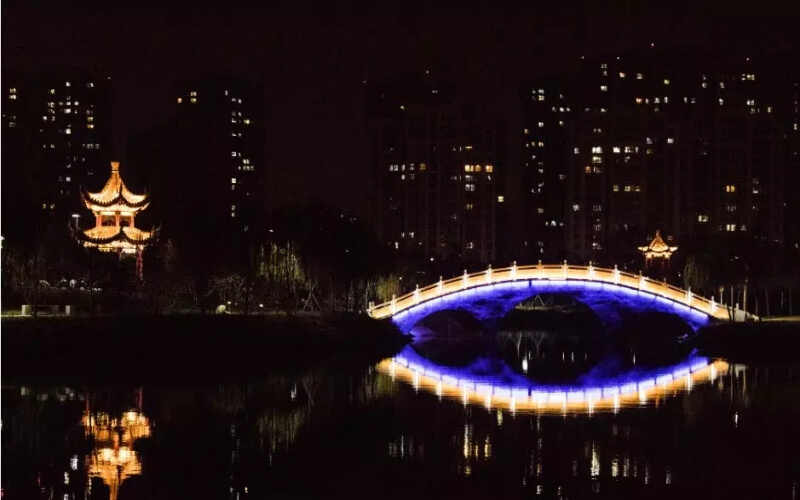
[522,53,791,263]
[72,162,157,255]
[172,80,265,240]
[367,77,498,263]
[2,72,112,243]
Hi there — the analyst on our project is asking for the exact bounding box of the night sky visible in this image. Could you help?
[4,0,799,212]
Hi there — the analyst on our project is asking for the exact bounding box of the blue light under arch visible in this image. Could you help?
[391,279,712,333]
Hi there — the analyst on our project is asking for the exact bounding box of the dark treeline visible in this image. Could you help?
[0,197,499,316]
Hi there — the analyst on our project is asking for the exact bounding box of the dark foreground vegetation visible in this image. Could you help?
[1,314,409,383]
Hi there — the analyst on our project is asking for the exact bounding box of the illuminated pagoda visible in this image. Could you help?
[637,230,678,267]
[73,161,157,255]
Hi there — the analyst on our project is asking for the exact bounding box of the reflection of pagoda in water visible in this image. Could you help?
[82,404,151,500]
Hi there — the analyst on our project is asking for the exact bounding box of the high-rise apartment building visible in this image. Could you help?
[1,71,112,245]
[521,54,792,263]
[367,78,499,264]
[132,79,266,264]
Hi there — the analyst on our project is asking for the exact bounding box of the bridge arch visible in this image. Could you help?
[368,263,743,333]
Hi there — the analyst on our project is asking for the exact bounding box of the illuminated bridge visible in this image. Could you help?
[368,262,753,333]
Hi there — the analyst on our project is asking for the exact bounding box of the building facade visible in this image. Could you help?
[521,53,793,264]
[367,78,499,264]
[2,71,113,245]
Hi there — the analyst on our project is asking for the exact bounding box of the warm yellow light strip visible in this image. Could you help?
[375,358,729,415]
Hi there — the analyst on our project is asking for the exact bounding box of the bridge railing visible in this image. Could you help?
[368,263,732,321]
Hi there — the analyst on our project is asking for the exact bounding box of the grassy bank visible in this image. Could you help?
[695,321,800,364]
[1,313,409,383]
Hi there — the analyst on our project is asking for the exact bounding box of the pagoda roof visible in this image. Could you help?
[637,230,678,257]
[82,162,150,210]
[73,225,158,248]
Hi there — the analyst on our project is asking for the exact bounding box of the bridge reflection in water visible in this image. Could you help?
[376,346,729,415]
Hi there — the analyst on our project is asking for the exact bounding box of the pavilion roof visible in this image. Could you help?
[81,162,150,210]
[637,230,678,256]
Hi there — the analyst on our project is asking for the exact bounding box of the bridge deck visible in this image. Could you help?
[368,264,741,322]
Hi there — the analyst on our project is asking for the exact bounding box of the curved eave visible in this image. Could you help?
[73,227,158,246]
[81,187,150,209]
[83,198,151,213]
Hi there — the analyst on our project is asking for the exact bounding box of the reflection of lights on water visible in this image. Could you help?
[82,410,151,500]
[375,352,727,415]
[591,442,600,477]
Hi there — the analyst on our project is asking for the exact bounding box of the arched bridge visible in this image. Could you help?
[368,263,752,333]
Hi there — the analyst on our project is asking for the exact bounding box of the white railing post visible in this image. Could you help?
[414,284,420,304]
[511,261,517,280]
[538,260,544,279]
[437,276,443,295]
[588,261,594,280]
[638,271,645,291]
[614,264,620,284]
[486,265,492,284]
[563,260,568,279]
[711,297,716,314]
[391,295,397,315]
[687,287,693,307]
[662,278,668,297]
[462,269,469,289]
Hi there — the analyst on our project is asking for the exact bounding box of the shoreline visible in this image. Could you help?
[1,313,410,383]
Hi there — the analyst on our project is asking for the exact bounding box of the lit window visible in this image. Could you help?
[244,119,251,125]
[467,242,475,250]
[538,122,544,128]
[697,215,708,222]
[65,81,71,87]
[464,165,474,172]
[613,185,619,192]
[475,165,482,172]
[65,128,71,134]
[600,85,607,92]
[465,184,475,192]
[667,138,674,144]
[718,98,724,106]
[497,195,505,203]
[613,147,620,153]
[574,147,580,154]
[177,97,182,104]
[231,178,237,184]
[663,79,670,85]
[593,204,602,212]
[537,207,544,214]
[572,204,580,212]
[725,185,736,193]
[591,146,602,154]
[465,203,474,211]
[190,97,197,104]
[624,185,632,192]
[619,72,626,78]
[636,73,643,80]
[726,224,736,232]
[190,91,197,96]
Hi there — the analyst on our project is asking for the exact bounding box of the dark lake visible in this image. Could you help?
[3,326,800,500]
